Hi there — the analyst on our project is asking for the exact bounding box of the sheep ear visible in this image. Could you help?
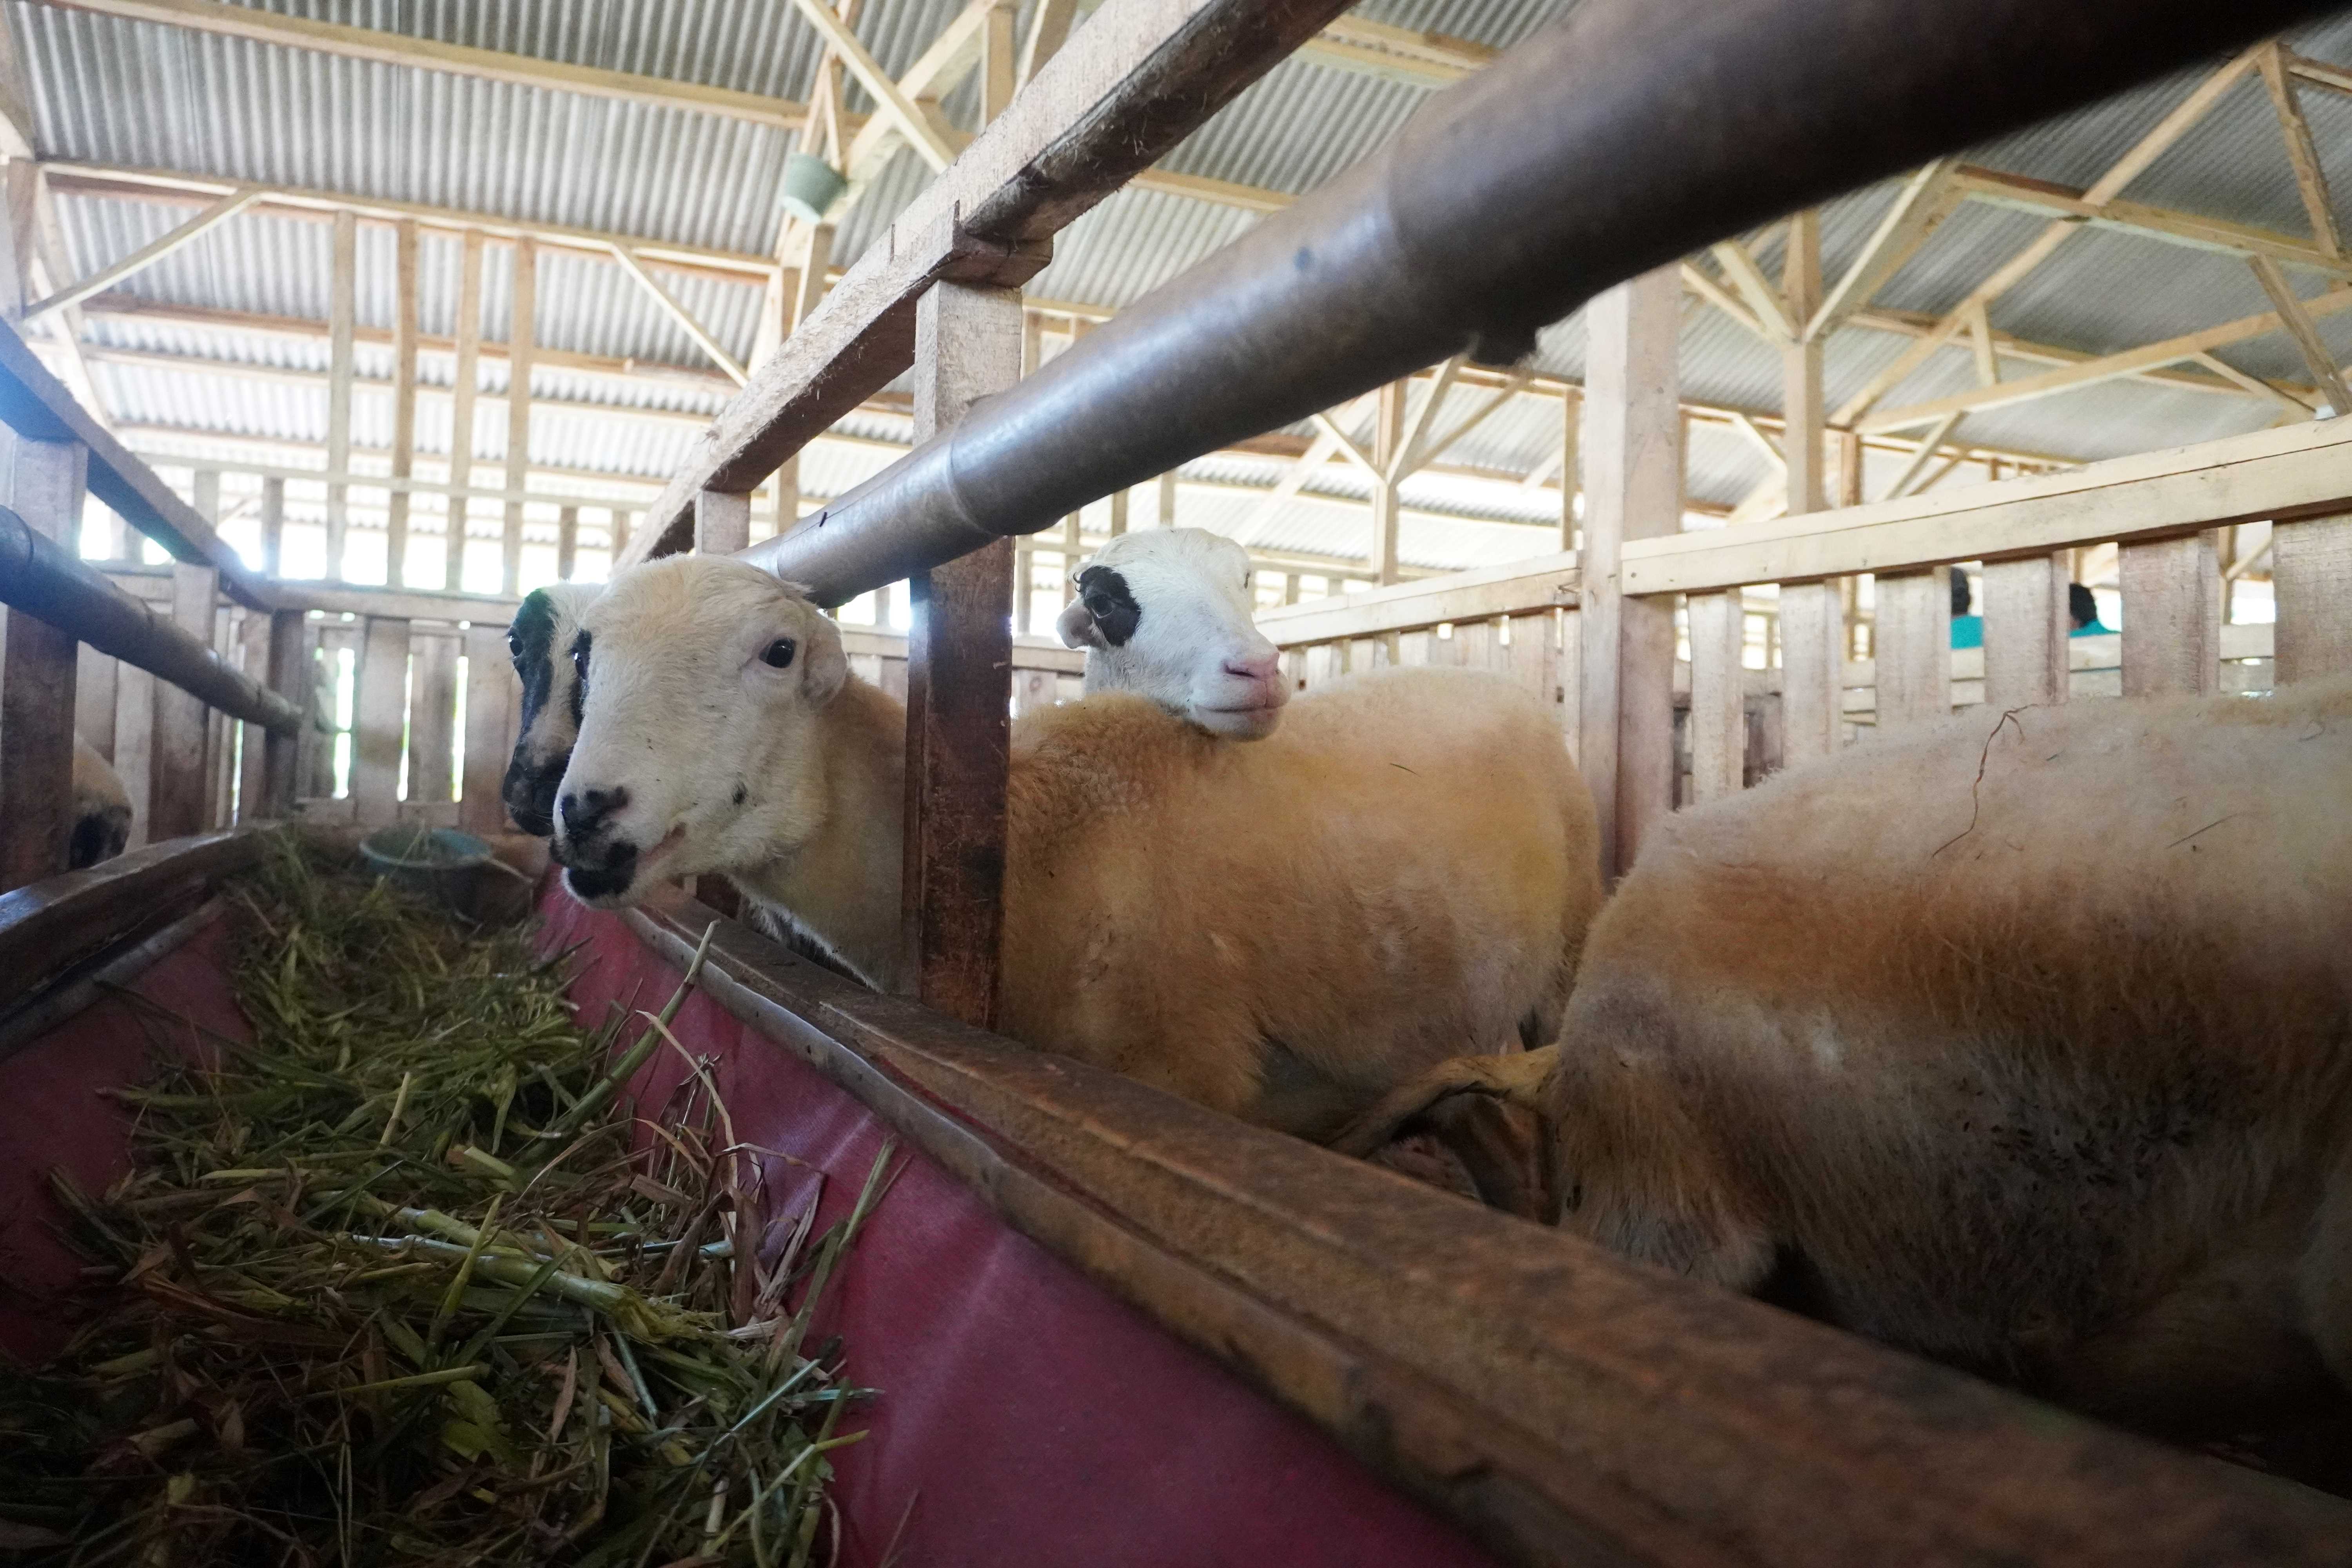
[1055,596,1104,651]
[800,626,850,706]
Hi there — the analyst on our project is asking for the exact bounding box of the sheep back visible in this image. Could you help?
[1001,667,1601,1139]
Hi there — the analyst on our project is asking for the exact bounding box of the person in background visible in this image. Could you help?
[1948,566,1983,649]
[2069,582,2110,636]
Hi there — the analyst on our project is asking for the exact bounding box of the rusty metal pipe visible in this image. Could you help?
[747,0,2335,601]
[0,507,301,735]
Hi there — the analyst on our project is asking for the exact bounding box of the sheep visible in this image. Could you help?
[1055,528,1288,738]
[1335,677,2352,1435]
[499,583,602,836]
[549,555,1602,1141]
[69,737,130,868]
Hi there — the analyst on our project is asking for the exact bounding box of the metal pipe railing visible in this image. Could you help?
[745,0,2334,603]
[0,507,301,735]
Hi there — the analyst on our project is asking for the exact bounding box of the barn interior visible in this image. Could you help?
[1,1,2349,1563]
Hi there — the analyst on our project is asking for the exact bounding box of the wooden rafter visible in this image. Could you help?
[1808,159,1957,338]
[1862,283,2352,431]
[1727,412,1784,472]
[1388,355,1464,480]
[2259,44,2342,260]
[2248,255,2352,414]
[834,0,1005,201]
[608,244,749,385]
[1679,260,1766,337]
[22,185,257,321]
[1407,366,1534,475]
[34,0,809,129]
[1953,164,2352,279]
[1709,238,1795,339]
[1880,413,1964,501]
[2190,348,2315,414]
[789,0,959,172]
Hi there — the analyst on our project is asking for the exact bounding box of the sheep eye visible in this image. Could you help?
[571,646,590,682]
[760,638,797,670]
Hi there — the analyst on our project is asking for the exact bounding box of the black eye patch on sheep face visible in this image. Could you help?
[508,592,558,726]
[568,630,592,726]
[1074,566,1142,648]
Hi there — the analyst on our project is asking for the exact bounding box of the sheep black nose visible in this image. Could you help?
[561,786,630,837]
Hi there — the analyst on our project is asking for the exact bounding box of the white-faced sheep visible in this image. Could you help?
[1338,677,2352,1434]
[550,555,1602,1140]
[69,737,130,868]
[500,583,602,837]
[1056,528,1288,738]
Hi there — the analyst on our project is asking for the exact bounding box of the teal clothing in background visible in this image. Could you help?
[1949,614,1983,650]
[2071,620,2110,637]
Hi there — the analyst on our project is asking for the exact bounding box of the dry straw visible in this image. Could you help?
[0,837,892,1566]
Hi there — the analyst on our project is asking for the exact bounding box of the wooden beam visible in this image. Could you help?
[2119,531,2220,698]
[791,0,958,172]
[2189,348,2314,415]
[609,244,749,385]
[44,162,781,285]
[325,208,354,580]
[1296,15,1494,86]
[1680,259,1766,338]
[2272,511,2352,684]
[1782,209,1826,515]
[21,185,256,321]
[902,279,1021,1023]
[1953,164,2352,279]
[1862,284,2352,431]
[835,0,1006,200]
[1808,160,1957,338]
[0,317,274,607]
[458,621,514,836]
[36,0,809,130]
[627,0,1356,564]
[1871,567,1949,730]
[385,217,419,588]
[1621,415,2352,597]
[2249,256,2352,414]
[0,430,85,889]
[445,229,483,591]
[2259,44,2342,260]
[1981,553,2069,710]
[1709,238,1795,339]
[502,237,535,597]
[349,613,409,824]
[1370,379,1404,583]
[1408,365,1532,474]
[1579,266,1681,882]
[149,560,217,838]
[1016,0,1080,89]
[1388,354,1462,480]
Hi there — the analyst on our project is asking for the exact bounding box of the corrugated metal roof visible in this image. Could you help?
[20,0,2352,576]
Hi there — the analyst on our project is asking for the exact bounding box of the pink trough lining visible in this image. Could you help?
[0,888,1494,1567]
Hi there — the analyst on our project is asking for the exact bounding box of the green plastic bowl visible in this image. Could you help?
[359,825,494,910]
[780,152,849,225]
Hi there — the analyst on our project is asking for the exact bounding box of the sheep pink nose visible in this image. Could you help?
[1224,650,1281,684]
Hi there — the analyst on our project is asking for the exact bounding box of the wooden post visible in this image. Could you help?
[2120,532,2220,697]
[386,217,419,588]
[557,504,579,579]
[1157,471,1177,528]
[1108,485,1129,538]
[901,279,1022,1024]
[261,608,305,815]
[1782,210,1826,517]
[1872,568,1950,728]
[350,615,410,824]
[1982,553,2069,710]
[1558,388,1581,551]
[611,508,633,563]
[0,430,87,889]
[74,644,116,763]
[234,609,269,821]
[2273,513,2352,685]
[446,229,485,592]
[259,474,285,577]
[149,561,218,840]
[459,621,515,837]
[502,236,536,596]
[404,631,458,806]
[1371,379,1404,584]
[1579,266,1682,881]
[325,208,355,581]
[1687,590,1745,802]
[191,468,220,535]
[694,490,750,555]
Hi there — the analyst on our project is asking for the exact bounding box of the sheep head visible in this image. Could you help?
[501,582,601,837]
[552,557,848,908]
[1056,528,1288,739]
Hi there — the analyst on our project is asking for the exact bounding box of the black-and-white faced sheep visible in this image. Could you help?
[1056,528,1289,739]
[500,583,601,837]
[549,555,1603,1141]
[69,737,130,869]
[1339,677,2352,1434]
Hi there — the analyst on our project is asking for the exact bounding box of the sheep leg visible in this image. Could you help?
[1421,1094,1553,1221]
